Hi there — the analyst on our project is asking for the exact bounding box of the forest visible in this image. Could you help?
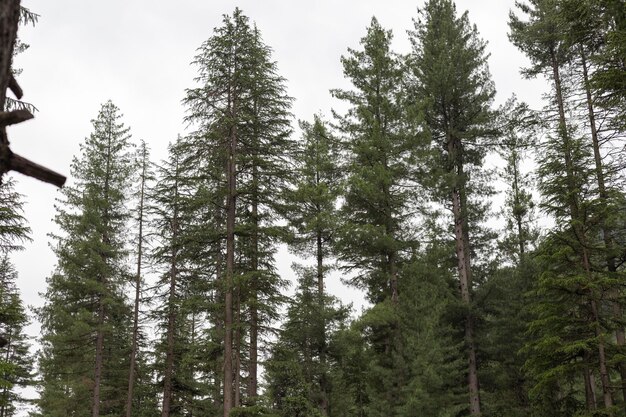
[1,0,626,416]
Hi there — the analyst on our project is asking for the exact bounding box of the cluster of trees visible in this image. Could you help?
[1,0,626,416]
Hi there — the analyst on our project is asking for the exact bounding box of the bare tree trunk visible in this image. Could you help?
[125,143,147,417]
[447,135,481,416]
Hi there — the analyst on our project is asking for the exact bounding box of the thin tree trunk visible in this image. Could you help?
[214,207,224,409]
[317,227,328,415]
[590,294,614,409]
[583,364,598,411]
[223,94,237,417]
[448,135,481,415]
[511,153,526,259]
[161,162,179,417]
[248,162,259,401]
[125,144,147,417]
[234,288,241,408]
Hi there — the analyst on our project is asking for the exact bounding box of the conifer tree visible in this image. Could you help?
[409,1,497,414]
[125,140,154,417]
[510,1,624,412]
[265,267,349,417]
[0,256,32,417]
[332,17,417,416]
[183,9,292,414]
[149,139,212,417]
[266,116,342,415]
[36,101,135,417]
[0,178,32,417]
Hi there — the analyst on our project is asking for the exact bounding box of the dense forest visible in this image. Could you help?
[1,0,626,416]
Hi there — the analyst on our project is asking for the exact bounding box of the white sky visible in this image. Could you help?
[8,0,546,364]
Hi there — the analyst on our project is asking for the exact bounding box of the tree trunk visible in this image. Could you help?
[161,164,179,417]
[248,162,259,401]
[213,206,224,410]
[0,0,18,108]
[125,144,147,417]
[511,152,526,259]
[234,288,241,407]
[0,0,19,179]
[317,227,328,415]
[583,363,598,411]
[448,136,481,415]
[223,96,237,417]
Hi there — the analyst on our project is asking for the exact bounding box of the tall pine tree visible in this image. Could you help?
[36,101,135,417]
[409,0,497,413]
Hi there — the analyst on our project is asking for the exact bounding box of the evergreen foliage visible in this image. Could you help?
[20,2,626,417]
[35,101,135,417]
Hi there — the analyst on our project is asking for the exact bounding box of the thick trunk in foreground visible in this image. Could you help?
[0,0,19,180]
[0,1,18,108]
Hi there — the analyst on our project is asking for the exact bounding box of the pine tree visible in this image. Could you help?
[0,178,30,255]
[509,1,626,413]
[265,266,349,417]
[0,178,32,417]
[266,115,342,415]
[183,9,292,414]
[151,139,188,416]
[125,140,154,417]
[408,1,497,413]
[332,17,417,416]
[36,101,135,417]
[0,256,32,417]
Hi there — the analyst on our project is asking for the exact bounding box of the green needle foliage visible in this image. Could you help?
[35,101,135,417]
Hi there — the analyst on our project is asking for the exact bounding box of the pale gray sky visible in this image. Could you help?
[8,0,545,347]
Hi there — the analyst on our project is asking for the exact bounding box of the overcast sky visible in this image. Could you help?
[8,0,547,342]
